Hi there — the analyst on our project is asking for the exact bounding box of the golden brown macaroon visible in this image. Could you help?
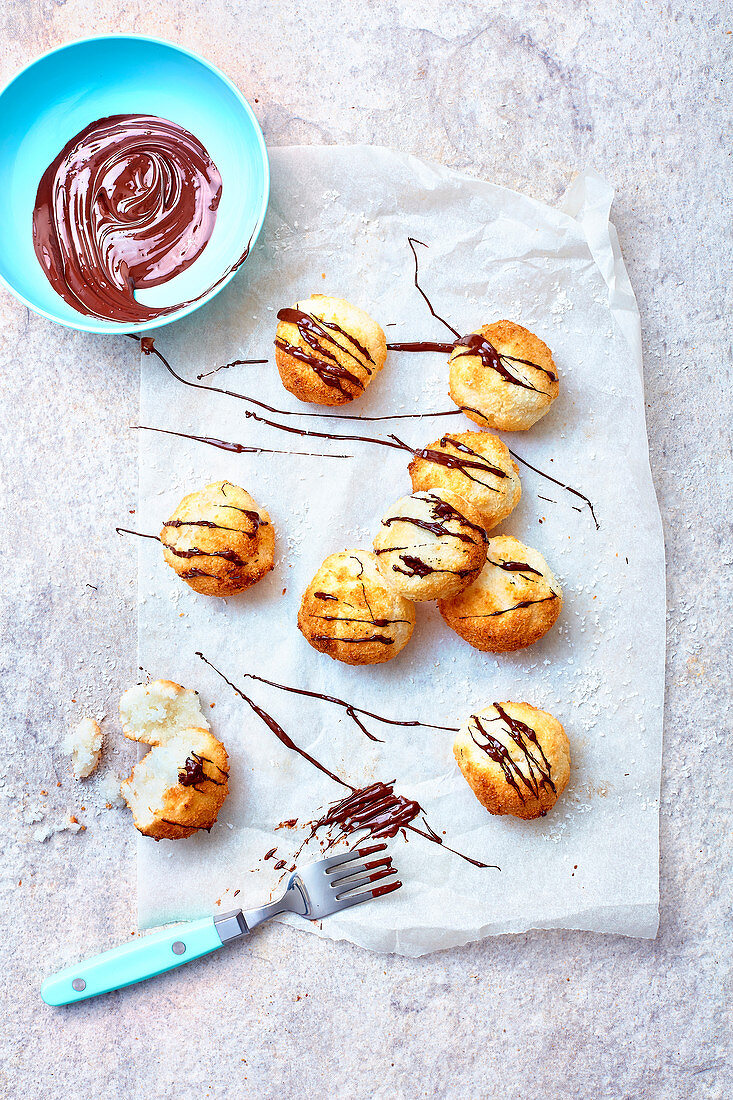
[438,535,561,652]
[298,550,415,665]
[161,481,274,597]
[408,431,521,533]
[454,702,570,819]
[121,726,229,840]
[275,294,387,406]
[449,321,559,431]
[373,489,487,601]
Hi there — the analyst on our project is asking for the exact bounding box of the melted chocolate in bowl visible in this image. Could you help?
[32,114,222,323]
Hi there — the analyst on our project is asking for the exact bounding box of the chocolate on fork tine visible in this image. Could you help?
[292,844,402,918]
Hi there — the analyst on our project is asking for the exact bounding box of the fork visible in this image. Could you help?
[40,843,400,1006]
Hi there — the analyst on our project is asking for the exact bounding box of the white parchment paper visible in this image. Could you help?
[135,146,664,954]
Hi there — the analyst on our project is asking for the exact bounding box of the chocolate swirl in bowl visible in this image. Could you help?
[32,114,222,323]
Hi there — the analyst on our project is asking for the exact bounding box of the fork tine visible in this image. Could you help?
[329,856,392,886]
[321,843,387,871]
[335,866,396,896]
[334,877,402,909]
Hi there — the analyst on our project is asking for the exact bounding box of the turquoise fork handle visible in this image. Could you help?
[41,916,224,1006]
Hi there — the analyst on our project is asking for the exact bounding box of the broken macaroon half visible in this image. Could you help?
[120,679,229,840]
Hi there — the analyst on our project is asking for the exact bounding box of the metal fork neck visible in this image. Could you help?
[240,898,290,932]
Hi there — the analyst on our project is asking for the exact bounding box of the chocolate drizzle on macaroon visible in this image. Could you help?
[468,705,556,807]
[275,307,374,398]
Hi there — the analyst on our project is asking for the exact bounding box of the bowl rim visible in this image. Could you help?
[0,33,270,335]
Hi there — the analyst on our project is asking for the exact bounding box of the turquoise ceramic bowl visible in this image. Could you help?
[0,36,269,333]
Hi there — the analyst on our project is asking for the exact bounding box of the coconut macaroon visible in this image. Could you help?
[373,490,487,601]
[119,679,229,840]
[438,535,561,652]
[448,321,559,431]
[275,294,387,406]
[298,550,415,665]
[63,717,103,779]
[161,481,274,597]
[408,431,521,533]
[119,679,210,743]
[121,727,229,840]
[454,702,570,819]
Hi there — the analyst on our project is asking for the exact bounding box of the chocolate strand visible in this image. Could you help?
[115,526,160,542]
[198,654,494,871]
[197,359,268,379]
[196,652,353,789]
[130,423,352,460]
[386,340,456,353]
[507,448,600,530]
[406,237,461,338]
[128,333,459,422]
[457,594,558,619]
[308,782,498,871]
[241,671,459,734]
[470,706,556,805]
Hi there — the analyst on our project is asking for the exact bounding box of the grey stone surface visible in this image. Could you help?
[0,2,730,1098]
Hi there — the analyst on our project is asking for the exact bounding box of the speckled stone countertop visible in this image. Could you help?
[1,4,730,1098]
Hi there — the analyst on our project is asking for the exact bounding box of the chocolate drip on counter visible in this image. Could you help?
[196,652,352,790]
[197,359,268,380]
[458,594,558,619]
[491,559,543,576]
[313,782,420,840]
[507,448,600,530]
[239,408,407,451]
[240,671,459,736]
[34,114,223,322]
[131,423,352,460]
[470,706,555,805]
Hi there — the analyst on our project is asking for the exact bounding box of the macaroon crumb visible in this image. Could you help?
[63,718,103,779]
